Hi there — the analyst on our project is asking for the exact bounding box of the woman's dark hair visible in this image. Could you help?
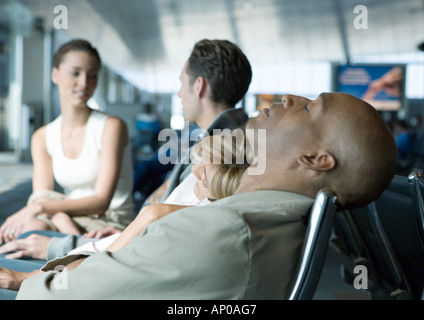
[53,39,101,68]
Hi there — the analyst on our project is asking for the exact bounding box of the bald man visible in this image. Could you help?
[3,92,397,300]
[241,92,397,209]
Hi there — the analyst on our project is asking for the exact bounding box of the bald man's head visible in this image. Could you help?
[245,92,398,209]
[320,93,398,209]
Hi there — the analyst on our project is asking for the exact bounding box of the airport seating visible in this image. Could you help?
[332,203,413,299]
[289,189,338,300]
[330,174,424,299]
[408,169,424,247]
[376,174,424,299]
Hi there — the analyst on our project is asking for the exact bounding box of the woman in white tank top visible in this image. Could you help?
[0,40,134,242]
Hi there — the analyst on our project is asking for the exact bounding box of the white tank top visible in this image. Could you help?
[45,110,134,225]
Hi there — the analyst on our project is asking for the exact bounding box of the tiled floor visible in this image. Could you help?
[0,152,368,300]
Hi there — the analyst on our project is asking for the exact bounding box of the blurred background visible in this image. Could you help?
[0,0,423,183]
[0,0,423,300]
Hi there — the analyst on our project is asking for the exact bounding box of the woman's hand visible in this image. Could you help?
[0,204,43,243]
[82,226,122,239]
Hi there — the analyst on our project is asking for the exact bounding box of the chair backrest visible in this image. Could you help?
[408,169,424,248]
[331,175,424,299]
[289,189,338,300]
[374,174,424,299]
[365,202,413,298]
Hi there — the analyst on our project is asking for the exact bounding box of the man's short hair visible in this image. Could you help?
[187,39,252,106]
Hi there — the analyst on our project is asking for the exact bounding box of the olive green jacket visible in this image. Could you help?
[17,190,313,300]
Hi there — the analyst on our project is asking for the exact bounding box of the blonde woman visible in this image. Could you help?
[190,129,248,202]
[105,130,249,252]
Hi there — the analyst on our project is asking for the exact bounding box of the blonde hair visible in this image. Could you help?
[191,129,249,199]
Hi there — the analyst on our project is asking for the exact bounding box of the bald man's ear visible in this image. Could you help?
[297,150,337,172]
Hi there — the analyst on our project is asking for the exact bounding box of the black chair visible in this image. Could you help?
[289,189,338,300]
[329,208,378,294]
[375,174,424,299]
[330,175,424,299]
[408,169,424,248]
[353,203,413,299]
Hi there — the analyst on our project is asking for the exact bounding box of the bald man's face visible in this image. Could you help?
[246,94,329,162]
[245,92,379,159]
[246,95,315,132]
